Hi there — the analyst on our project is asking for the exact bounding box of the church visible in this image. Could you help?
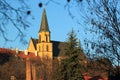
[0,9,108,80]
[27,9,66,59]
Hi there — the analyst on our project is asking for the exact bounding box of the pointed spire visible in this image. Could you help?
[39,8,50,32]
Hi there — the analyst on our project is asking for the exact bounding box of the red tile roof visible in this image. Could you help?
[0,48,40,60]
[83,73,108,80]
[0,48,15,54]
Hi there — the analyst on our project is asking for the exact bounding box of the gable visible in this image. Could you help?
[31,38,38,49]
[27,38,38,53]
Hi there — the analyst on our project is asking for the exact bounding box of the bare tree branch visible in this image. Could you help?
[0,0,30,44]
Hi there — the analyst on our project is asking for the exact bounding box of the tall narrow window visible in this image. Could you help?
[46,34,48,42]
[39,35,41,42]
[46,45,49,51]
[39,46,40,51]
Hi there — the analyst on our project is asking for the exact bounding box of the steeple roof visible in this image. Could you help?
[39,9,50,32]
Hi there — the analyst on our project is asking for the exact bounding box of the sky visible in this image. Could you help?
[0,0,87,50]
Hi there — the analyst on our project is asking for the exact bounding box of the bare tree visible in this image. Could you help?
[0,0,30,44]
[38,0,120,79]
[83,0,120,79]
[86,0,120,67]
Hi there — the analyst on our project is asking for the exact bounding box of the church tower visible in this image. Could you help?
[37,9,53,59]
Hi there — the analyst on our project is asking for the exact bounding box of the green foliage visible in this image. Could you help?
[53,56,85,80]
[65,29,78,56]
[53,29,86,80]
[60,55,85,80]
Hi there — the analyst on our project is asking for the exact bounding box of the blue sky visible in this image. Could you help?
[0,0,86,50]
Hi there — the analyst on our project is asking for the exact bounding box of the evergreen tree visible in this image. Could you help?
[65,28,78,57]
[55,29,86,80]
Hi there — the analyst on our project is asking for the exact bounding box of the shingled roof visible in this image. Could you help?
[31,38,38,50]
[39,9,50,32]
[52,41,67,57]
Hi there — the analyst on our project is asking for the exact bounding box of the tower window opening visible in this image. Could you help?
[46,45,49,51]
[39,35,41,42]
[39,46,41,51]
[46,34,48,42]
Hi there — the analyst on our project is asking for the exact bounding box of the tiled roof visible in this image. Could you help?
[0,48,40,60]
[18,51,40,60]
[0,48,16,54]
